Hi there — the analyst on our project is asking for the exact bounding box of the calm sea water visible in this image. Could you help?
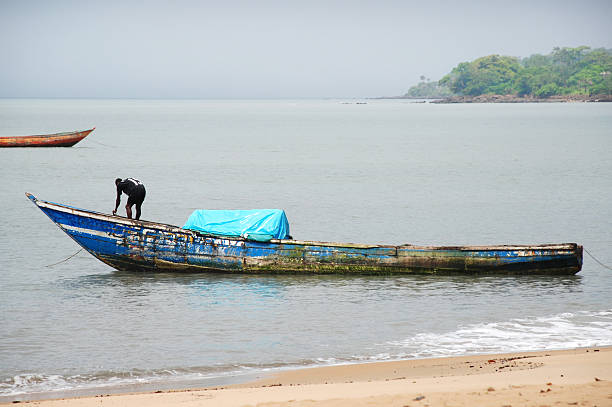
[1,99,611,401]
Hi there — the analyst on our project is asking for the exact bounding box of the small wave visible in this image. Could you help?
[0,366,251,399]
[3,310,611,400]
[385,309,612,359]
[0,362,331,400]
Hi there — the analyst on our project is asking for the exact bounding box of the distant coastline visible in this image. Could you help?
[396,46,612,103]
[431,94,612,103]
[376,94,612,103]
[375,94,612,103]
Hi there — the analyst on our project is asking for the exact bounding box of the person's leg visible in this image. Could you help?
[125,203,133,219]
[135,203,142,220]
[126,195,135,219]
[134,186,145,220]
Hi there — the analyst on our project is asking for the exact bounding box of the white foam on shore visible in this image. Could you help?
[0,368,254,401]
[3,310,611,400]
[384,309,612,359]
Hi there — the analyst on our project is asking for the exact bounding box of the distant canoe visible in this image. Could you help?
[26,193,583,275]
[0,128,95,147]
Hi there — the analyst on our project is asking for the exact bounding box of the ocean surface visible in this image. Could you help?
[1,99,611,402]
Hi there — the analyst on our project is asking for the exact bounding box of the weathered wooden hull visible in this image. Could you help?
[26,193,583,275]
[0,128,95,147]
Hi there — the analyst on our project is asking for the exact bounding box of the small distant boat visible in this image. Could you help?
[0,128,95,147]
[26,193,583,275]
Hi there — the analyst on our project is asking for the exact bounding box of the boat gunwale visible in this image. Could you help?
[26,193,581,253]
[0,128,95,141]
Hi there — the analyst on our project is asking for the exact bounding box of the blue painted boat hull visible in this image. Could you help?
[26,193,583,275]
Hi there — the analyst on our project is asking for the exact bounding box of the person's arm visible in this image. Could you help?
[113,187,121,215]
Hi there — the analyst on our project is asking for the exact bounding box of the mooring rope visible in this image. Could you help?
[584,247,612,271]
[85,139,117,148]
[45,248,84,268]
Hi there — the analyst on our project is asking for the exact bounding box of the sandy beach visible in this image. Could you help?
[5,347,611,406]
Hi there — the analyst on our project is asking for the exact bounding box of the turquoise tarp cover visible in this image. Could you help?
[182,209,290,241]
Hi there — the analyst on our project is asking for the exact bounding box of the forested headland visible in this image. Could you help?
[402,46,612,101]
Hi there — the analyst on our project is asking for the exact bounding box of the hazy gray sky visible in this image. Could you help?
[1,0,611,98]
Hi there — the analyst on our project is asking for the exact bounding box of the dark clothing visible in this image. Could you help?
[116,178,146,202]
[116,178,146,220]
[127,188,146,207]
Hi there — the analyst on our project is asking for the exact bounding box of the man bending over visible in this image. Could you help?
[113,178,146,220]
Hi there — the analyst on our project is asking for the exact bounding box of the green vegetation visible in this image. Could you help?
[405,46,612,99]
[403,75,454,98]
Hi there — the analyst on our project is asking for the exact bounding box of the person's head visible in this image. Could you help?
[115,178,122,186]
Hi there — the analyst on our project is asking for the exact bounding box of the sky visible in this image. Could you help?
[1,0,611,99]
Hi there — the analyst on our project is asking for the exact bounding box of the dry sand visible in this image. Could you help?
[4,347,611,406]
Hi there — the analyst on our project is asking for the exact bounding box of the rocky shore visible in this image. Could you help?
[430,94,612,103]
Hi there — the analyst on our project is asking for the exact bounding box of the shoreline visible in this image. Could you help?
[376,94,612,103]
[3,347,611,406]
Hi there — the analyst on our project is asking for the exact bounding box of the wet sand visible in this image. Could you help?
[4,347,611,406]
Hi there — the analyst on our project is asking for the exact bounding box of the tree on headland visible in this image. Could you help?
[439,55,522,95]
[403,76,453,98]
[403,46,612,99]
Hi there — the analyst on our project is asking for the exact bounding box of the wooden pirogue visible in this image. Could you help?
[26,193,583,275]
[0,128,95,147]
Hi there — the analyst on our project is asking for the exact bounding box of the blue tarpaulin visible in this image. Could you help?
[182,209,290,241]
